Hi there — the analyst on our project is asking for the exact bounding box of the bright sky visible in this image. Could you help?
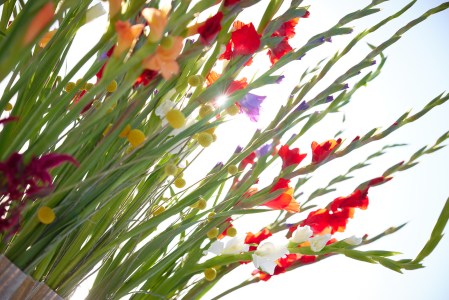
[64,0,449,299]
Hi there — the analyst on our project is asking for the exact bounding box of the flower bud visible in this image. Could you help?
[160,36,174,49]
[196,198,207,210]
[107,80,118,93]
[204,268,217,281]
[174,178,186,188]
[207,228,219,239]
[199,104,214,118]
[226,104,240,116]
[166,109,186,129]
[65,82,76,92]
[152,205,165,216]
[227,165,238,175]
[37,206,55,224]
[226,227,237,237]
[197,132,213,147]
[5,103,13,112]
[127,129,145,147]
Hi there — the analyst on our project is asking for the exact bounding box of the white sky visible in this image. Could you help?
[59,0,449,299]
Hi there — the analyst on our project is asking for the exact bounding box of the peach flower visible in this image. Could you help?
[142,36,183,80]
[113,21,144,57]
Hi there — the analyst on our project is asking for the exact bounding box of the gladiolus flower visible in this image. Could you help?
[142,7,168,42]
[278,144,307,170]
[252,236,289,275]
[267,18,301,65]
[220,22,261,59]
[113,21,144,57]
[344,235,363,246]
[264,178,299,213]
[197,12,223,45]
[134,70,158,87]
[239,93,266,122]
[300,208,354,235]
[143,36,184,80]
[330,189,369,212]
[311,138,342,164]
[23,2,55,45]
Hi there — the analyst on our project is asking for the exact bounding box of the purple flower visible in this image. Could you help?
[239,93,266,122]
[325,37,332,43]
[256,144,272,157]
[295,101,309,111]
[276,75,285,84]
[326,96,334,103]
[343,83,349,89]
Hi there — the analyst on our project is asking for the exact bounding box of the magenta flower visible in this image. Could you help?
[0,152,78,234]
[239,93,266,122]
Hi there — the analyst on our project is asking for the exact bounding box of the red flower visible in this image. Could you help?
[273,18,299,39]
[245,228,272,251]
[278,144,307,170]
[224,0,240,6]
[330,189,369,212]
[0,152,78,233]
[240,151,256,169]
[220,22,261,59]
[300,207,354,235]
[311,138,342,164]
[198,12,223,45]
[268,39,293,65]
[257,253,316,281]
[264,178,299,213]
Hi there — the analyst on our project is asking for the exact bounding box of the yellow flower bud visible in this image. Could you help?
[207,212,216,221]
[197,132,213,147]
[107,80,118,93]
[174,178,186,188]
[119,124,131,138]
[153,205,165,216]
[204,125,216,135]
[226,104,240,116]
[85,83,94,91]
[199,104,214,119]
[5,103,13,111]
[196,198,207,210]
[127,129,145,147]
[37,206,55,224]
[164,163,178,176]
[65,82,76,92]
[204,268,217,281]
[166,109,186,129]
[227,165,238,175]
[226,227,237,237]
[207,228,219,239]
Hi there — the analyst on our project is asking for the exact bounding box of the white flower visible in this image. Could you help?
[155,99,175,119]
[344,235,362,246]
[290,225,313,244]
[204,236,249,256]
[204,240,224,256]
[252,236,289,275]
[222,237,250,255]
[308,234,332,252]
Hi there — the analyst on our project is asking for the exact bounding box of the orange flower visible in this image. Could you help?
[113,21,144,57]
[264,178,299,213]
[23,2,55,45]
[108,0,122,17]
[142,36,183,80]
[142,7,169,42]
[39,29,57,48]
